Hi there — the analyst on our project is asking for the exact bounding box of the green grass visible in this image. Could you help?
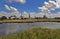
[0,27,60,39]
[0,19,36,23]
[0,19,60,23]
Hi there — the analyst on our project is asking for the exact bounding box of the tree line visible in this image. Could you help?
[0,15,60,20]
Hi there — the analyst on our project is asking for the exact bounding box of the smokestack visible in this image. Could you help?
[29,13,30,18]
[20,13,23,19]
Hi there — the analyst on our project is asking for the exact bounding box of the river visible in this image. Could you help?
[0,22,60,36]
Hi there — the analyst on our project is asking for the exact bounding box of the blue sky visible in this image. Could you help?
[0,0,49,13]
[0,0,60,13]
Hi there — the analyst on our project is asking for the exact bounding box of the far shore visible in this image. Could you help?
[0,19,60,23]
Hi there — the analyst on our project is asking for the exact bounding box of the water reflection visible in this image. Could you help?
[0,22,60,36]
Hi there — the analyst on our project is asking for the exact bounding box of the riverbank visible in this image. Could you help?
[0,27,60,39]
[0,19,60,23]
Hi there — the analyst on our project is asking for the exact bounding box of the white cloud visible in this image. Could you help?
[38,6,48,12]
[4,5,11,10]
[10,6,17,11]
[38,0,59,12]
[5,5,17,11]
[30,12,36,18]
[35,12,60,18]
[0,11,10,18]
[38,0,60,18]
[53,12,60,17]
[9,0,26,4]
[56,0,60,6]
[0,11,60,18]
[48,1,59,8]
[10,7,20,18]
[46,12,60,18]
[22,11,29,18]
[4,5,21,18]
[21,12,37,18]
[36,13,44,17]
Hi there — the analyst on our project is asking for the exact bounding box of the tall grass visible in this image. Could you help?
[0,27,60,39]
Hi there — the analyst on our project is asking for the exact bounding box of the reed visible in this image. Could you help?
[0,27,60,39]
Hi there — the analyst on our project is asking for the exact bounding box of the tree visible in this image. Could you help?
[54,17,60,19]
[0,16,7,20]
[43,15,47,19]
[9,15,17,20]
[35,16,43,19]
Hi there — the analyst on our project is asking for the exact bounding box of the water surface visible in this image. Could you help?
[0,22,60,35]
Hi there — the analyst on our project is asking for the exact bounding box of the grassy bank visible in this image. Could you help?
[0,19,36,23]
[0,19,60,23]
[0,27,60,39]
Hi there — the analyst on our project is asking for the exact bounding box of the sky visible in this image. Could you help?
[0,0,48,12]
[0,0,60,18]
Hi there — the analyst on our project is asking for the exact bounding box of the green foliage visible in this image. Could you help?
[0,27,60,39]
